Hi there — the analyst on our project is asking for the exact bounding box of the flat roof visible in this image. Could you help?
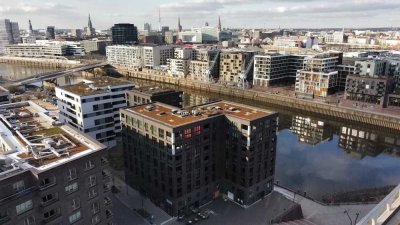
[0,101,105,176]
[60,77,134,96]
[125,101,274,127]
[128,87,181,96]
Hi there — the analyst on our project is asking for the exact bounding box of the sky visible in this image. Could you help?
[0,0,400,30]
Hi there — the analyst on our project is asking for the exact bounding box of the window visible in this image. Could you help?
[88,188,98,199]
[65,182,78,194]
[91,214,101,225]
[184,128,192,138]
[67,167,77,181]
[91,202,100,214]
[71,198,81,210]
[85,160,95,170]
[88,175,97,187]
[40,177,55,187]
[194,126,201,135]
[43,208,58,219]
[42,193,57,204]
[16,200,33,215]
[69,211,81,224]
[24,216,35,225]
[13,180,25,192]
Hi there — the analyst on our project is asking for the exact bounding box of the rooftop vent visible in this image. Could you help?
[228,107,238,112]
[145,105,155,111]
[171,109,179,114]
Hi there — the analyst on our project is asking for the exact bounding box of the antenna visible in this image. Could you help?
[159,8,162,32]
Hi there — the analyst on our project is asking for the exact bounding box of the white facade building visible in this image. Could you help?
[167,59,190,78]
[179,31,203,43]
[55,77,135,147]
[5,43,67,58]
[106,45,174,69]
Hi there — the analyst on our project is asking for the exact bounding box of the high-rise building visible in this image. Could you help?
[121,101,278,215]
[0,101,113,225]
[46,26,55,39]
[295,52,342,98]
[217,16,222,32]
[55,77,135,147]
[71,29,82,38]
[144,23,151,32]
[111,23,138,45]
[0,19,20,54]
[253,53,306,87]
[178,17,182,32]
[219,51,255,84]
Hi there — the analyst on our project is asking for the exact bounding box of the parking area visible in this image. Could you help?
[168,191,296,225]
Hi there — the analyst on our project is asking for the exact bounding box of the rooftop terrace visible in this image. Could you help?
[0,101,105,176]
[125,101,274,127]
[60,77,134,96]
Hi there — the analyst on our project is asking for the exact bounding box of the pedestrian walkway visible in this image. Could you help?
[274,186,376,225]
[112,175,173,225]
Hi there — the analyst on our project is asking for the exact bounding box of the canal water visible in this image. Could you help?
[2,63,400,203]
[0,63,59,81]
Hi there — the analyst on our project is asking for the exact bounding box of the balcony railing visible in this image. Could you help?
[42,211,61,224]
[40,197,59,208]
[0,186,37,205]
[104,197,112,206]
[106,210,114,219]
[39,181,57,191]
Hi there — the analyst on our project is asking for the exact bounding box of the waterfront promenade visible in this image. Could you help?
[117,68,400,131]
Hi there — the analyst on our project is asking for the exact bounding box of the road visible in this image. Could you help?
[111,194,149,225]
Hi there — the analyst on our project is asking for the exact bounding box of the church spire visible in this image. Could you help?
[178,17,182,32]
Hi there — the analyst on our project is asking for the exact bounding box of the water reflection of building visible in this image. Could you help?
[185,93,211,106]
[290,115,332,145]
[339,127,380,159]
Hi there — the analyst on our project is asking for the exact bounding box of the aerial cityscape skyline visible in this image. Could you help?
[1,0,400,30]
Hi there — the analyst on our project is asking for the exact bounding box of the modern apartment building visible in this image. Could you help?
[55,77,135,147]
[219,51,254,84]
[111,23,138,45]
[385,58,400,88]
[295,52,342,98]
[0,19,20,54]
[0,101,113,225]
[355,59,386,77]
[106,45,174,69]
[344,75,394,108]
[189,49,220,81]
[5,43,68,58]
[46,26,55,40]
[168,59,191,78]
[0,86,10,104]
[126,87,183,108]
[253,54,306,87]
[337,64,356,91]
[121,101,278,215]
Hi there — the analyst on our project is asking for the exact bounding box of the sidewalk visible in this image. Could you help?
[112,175,173,225]
[274,186,376,225]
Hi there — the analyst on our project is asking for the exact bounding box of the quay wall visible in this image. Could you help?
[0,56,80,68]
[119,68,400,131]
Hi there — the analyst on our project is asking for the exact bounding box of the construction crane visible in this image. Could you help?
[206,50,221,83]
[238,55,255,89]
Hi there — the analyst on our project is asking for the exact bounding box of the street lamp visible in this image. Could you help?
[344,210,352,225]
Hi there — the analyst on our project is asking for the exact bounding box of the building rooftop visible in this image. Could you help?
[0,101,105,178]
[125,101,274,127]
[128,87,181,96]
[60,77,134,96]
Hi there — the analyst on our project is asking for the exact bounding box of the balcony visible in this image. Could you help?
[102,170,111,180]
[104,197,112,206]
[106,210,114,219]
[0,186,37,205]
[42,211,61,224]
[0,215,10,225]
[39,181,57,191]
[40,197,59,208]
[103,185,112,193]
[101,157,109,166]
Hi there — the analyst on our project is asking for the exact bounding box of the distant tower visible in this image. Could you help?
[178,17,182,32]
[87,14,94,36]
[158,8,162,32]
[205,22,209,27]
[217,16,222,32]
[28,19,33,35]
